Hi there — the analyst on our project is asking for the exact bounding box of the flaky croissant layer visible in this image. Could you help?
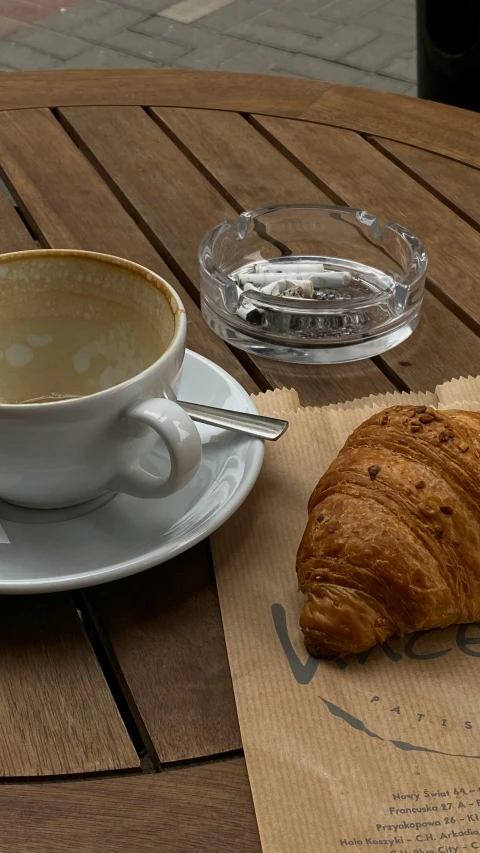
[296,405,480,658]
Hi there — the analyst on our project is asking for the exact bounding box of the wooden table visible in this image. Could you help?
[0,68,479,851]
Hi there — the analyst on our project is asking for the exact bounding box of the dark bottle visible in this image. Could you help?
[417,0,480,111]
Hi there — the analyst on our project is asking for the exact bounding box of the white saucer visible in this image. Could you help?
[0,350,264,593]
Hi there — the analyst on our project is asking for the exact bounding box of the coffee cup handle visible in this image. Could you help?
[109,398,202,499]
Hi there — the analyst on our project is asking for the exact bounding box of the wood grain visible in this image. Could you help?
[0,595,138,777]
[0,69,321,116]
[61,105,394,406]
[254,114,480,386]
[372,137,480,228]
[384,290,480,392]
[0,756,261,852]
[59,106,233,287]
[300,82,480,169]
[253,358,395,404]
[0,70,478,170]
[152,106,328,209]
[86,543,241,764]
[0,107,255,394]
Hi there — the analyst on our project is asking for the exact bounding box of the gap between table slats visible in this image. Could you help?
[85,544,242,765]
[0,595,139,778]
[370,138,480,236]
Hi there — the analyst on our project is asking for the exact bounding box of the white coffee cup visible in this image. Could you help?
[0,249,202,509]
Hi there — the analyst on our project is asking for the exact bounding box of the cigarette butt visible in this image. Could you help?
[236,303,264,324]
[284,280,314,298]
[260,279,304,295]
[236,266,326,285]
[261,279,314,297]
[236,285,264,324]
[312,272,352,287]
[260,282,280,295]
[237,272,286,285]
[253,262,324,274]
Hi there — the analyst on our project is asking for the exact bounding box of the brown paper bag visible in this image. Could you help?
[212,381,480,853]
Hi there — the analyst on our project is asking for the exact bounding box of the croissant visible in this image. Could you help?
[296,405,480,659]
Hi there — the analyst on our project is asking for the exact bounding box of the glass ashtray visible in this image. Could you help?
[198,204,428,364]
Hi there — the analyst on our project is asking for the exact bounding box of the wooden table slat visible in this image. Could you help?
[372,136,480,230]
[58,106,234,288]
[151,106,329,211]
[0,105,244,765]
[0,595,138,777]
[0,186,37,254]
[0,756,261,852]
[253,114,480,388]
[0,69,320,117]
[60,104,395,406]
[383,290,480,392]
[86,544,242,764]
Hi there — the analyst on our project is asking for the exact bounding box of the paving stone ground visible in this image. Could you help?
[0,0,417,93]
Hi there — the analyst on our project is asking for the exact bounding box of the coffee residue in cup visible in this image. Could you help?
[20,393,80,404]
[0,392,81,404]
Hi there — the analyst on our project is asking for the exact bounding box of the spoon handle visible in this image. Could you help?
[179,401,288,441]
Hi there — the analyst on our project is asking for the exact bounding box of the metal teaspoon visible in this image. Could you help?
[179,401,288,441]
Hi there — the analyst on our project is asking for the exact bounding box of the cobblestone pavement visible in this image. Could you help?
[0,0,416,93]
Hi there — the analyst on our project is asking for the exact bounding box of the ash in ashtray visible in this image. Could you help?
[229,259,381,338]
